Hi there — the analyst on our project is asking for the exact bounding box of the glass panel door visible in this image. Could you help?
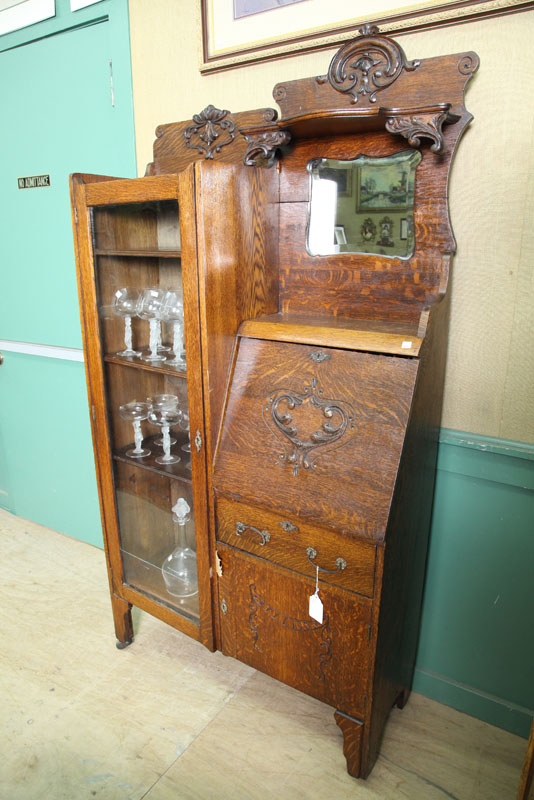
[91,199,200,623]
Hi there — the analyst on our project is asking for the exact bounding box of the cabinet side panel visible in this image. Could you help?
[363,292,450,777]
[194,162,280,465]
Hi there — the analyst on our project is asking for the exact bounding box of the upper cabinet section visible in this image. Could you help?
[141,26,478,331]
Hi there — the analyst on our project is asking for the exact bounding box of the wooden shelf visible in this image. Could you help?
[121,554,200,623]
[239,313,423,356]
[104,353,187,378]
[113,436,193,483]
[94,248,181,258]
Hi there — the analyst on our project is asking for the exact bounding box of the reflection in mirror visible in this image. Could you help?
[307,150,422,259]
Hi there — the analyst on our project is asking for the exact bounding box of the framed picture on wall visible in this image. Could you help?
[200,0,526,73]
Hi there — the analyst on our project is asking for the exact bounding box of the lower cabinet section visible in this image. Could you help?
[217,542,372,720]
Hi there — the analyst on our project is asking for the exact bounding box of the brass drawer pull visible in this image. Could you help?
[306,546,347,573]
[236,521,271,546]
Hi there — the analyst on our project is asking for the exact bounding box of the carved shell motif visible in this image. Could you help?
[263,377,357,476]
[316,24,420,104]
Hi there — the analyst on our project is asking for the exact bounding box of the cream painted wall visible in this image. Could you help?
[128,2,534,443]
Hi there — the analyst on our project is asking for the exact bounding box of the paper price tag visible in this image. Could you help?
[309,592,323,624]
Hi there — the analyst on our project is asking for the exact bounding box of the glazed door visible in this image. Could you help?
[72,171,214,647]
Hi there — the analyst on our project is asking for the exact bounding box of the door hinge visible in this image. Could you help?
[74,207,78,224]
[195,429,202,452]
[215,551,223,577]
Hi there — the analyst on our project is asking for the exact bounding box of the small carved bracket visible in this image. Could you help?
[316,25,419,104]
[184,105,235,159]
[243,129,291,167]
[385,110,450,154]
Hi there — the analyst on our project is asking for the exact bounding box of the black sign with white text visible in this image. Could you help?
[18,174,51,189]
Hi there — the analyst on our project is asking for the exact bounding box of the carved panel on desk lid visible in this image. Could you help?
[316,24,420,105]
[262,377,356,477]
[184,104,236,159]
[248,583,332,681]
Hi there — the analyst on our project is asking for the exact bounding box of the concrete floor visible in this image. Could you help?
[0,508,527,799]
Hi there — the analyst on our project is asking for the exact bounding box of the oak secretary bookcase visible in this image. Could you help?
[70,27,478,779]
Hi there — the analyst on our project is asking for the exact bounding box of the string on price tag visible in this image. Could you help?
[309,564,323,623]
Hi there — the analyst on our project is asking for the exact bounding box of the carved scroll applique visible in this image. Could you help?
[243,129,291,167]
[316,25,420,104]
[184,105,235,159]
[262,377,356,476]
[248,584,332,681]
[385,111,449,154]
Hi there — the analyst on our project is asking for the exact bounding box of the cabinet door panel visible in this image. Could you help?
[72,174,214,646]
[214,338,418,540]
[218,543,372,718]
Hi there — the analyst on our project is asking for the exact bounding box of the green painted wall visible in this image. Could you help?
[414,431,534,738]
[0,0,137,545]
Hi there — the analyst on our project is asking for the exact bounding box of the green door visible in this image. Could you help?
[0,0,136,543]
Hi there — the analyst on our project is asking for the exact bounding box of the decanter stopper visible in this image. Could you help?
[172,497,191,526]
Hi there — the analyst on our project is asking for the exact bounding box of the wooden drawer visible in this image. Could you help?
[216,496,376,598]
[217,543,372,719]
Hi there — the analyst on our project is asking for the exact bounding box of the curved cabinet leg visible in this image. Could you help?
[334,710,363,778]
[111,593,134,649]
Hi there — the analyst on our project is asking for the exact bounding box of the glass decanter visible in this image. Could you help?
[161,498,198,598]
[112,287,141,357]
[118,400,151,458]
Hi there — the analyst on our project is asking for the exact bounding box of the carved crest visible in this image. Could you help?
[263,377,356,476]
[184,105,235,159]
[316,24,419,104]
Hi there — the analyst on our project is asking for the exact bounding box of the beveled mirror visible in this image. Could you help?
[307,150,422,259]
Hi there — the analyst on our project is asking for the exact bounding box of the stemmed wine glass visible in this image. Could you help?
[147,394,179,447]
[119,400,151,458]
[162,290,186,368]
[161,498,198,598]
[112,288,141,357]
[147,403,181,464]
[137,288,167,362]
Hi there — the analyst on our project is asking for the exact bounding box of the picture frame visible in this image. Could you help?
[200,0,527,73]
[334,226,347,246]
[355,158,415,213]
[320,166,352,198]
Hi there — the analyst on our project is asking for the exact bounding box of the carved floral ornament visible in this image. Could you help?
[184,105,235,159]
[316,24,420,104]
[263,377,356,476]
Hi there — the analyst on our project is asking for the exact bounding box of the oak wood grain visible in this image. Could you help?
[216,496,376,597]
[239,312,422,356]
[217,543,372,719]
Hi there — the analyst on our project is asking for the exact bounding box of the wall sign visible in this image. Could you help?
[18,174,51,189]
